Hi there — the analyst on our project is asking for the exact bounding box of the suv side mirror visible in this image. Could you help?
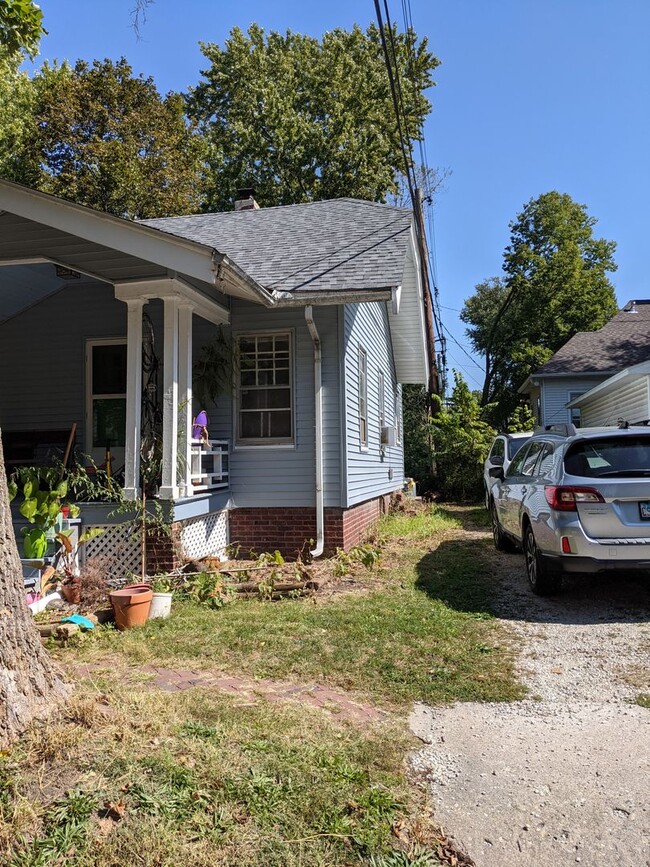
[490,454,504,467]
[489,466,505,481]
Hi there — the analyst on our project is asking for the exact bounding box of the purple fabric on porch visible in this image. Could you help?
[192,411,209,439]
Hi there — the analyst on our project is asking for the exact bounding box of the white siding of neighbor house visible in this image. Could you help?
[541,377,608,427]
[217,299,342,509]
[343,301,404,507]
[579,376,650,427]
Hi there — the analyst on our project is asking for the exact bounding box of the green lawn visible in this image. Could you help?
[68,505,524,707]
[2,503,523,865]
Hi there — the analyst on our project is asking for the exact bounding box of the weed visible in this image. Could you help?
[635,693,650,709]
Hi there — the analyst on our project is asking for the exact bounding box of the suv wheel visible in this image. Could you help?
[491,502,514,552]
[524,524,562,595]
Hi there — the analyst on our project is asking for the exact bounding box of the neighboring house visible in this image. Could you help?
[0,180,432,569]
[519,300,650,428]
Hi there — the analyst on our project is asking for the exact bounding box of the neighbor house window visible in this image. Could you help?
[358,348,368,448]
[237,333,293,443]
[87,339,127,452]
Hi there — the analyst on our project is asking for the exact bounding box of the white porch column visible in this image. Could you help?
[122,298,145,500]
[178,303,194,497]
[159,296,180,499]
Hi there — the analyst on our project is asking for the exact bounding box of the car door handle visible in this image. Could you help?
[520,486,527,494]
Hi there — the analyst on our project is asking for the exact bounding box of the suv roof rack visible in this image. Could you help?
[533,423,578,437]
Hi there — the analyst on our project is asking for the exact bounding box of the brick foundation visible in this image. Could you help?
[229,493,396,558]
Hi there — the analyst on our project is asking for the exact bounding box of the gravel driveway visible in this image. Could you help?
[409,524,650,866]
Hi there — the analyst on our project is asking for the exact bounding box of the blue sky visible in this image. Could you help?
[30,0,650,391]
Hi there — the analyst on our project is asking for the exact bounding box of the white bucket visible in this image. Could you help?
[148,592,173,619]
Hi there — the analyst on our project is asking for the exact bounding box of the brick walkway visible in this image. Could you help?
[76,662,390,725]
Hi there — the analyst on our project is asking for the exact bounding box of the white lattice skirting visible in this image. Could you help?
[180,510,229,560]
[83,524,142,580]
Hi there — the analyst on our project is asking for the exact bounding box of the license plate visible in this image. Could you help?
[639,502,650,520]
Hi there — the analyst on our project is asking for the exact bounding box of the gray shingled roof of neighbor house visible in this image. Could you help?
[141,198,413,294]
[535,303,650,375]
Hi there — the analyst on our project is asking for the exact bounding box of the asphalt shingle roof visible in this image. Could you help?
[536,302,650,375]
[141,198,413,294]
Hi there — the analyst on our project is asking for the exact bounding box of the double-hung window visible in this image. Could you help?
[86,339,127,463]
[237,333,293,444]
[358,348,368,448]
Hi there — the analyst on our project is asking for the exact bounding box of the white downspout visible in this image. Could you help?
[305,306,324,558]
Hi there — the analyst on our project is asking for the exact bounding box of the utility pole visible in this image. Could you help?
[413,187,441,409]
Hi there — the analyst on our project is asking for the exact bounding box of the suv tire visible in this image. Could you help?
[491,502,514,552]
[524,524,562,595]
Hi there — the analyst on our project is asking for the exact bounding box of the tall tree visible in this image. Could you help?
[0,47,36,183]
[0,0,44,57]
[21,57,206,219]
[461,192,618,426]
[188,23,439,210]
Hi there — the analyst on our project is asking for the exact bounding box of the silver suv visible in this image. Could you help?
[487,424,650,594]
[483,432,532,507]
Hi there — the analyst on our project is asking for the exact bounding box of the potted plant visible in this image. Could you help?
[148,574,174,620]
[54,527,105,606]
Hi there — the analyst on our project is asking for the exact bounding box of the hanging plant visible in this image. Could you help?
[193,326,234,408]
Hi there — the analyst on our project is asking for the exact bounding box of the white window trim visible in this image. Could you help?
[568,390,584,427]
[395,384,402,445]
[85,337,127,458]
[378,371,386,433]
[234,329,295,448]
[358,347,368,450]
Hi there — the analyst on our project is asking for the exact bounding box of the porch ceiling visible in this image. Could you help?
[0,263,70,323]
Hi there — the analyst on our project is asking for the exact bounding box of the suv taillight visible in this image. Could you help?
[544,486,605,511]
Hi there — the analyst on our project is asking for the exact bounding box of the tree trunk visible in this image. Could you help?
[0,429,70,748]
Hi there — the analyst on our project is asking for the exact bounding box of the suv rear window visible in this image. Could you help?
[564,435,650,478]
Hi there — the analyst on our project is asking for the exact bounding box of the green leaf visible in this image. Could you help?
[19,497,37,521]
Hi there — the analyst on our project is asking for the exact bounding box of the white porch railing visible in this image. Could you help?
[190,439,229,492]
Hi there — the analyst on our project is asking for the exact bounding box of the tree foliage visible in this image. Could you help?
[0,0,44,57]
[461,192,618,426]
[188,23,439,210]
[0,48,35,182]
[430,372,495,501]
[17,57,206,218]
[402,385,434,486]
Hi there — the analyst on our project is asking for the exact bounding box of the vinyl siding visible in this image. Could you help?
[580,376,650,427]
[541,377,608,427]
[343,301,404,507]
[0,280,127,451]
[224,300,341,508]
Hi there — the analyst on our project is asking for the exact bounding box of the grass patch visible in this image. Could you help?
[1,686,438,866]
[635,693,650,709]
[64,504,524,707]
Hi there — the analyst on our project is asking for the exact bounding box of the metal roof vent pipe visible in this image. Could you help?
[627,300,639,313]
[234,187,260,211]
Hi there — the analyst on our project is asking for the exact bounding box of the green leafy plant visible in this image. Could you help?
[8,466,79,558]
[182,571,233,609]
[151,574,173,594]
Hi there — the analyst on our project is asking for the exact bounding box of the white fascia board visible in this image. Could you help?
[0,179,274,306]
[566,361,650,407]
[272,288,393,306]
[387,227,428,384]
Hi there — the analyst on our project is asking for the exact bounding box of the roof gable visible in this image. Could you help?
[534,302,650,376]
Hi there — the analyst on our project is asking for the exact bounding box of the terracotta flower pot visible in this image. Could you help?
[61,582,81,605]
[109,585,153,630]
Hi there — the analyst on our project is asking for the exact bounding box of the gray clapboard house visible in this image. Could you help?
[519,300,650,428]
[0,180,431,566]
